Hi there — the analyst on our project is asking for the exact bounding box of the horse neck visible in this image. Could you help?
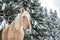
[14,14,24,31]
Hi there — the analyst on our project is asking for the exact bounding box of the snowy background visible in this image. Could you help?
[0,0,60,30]
[0,0,60,40]
[40,0,60,18]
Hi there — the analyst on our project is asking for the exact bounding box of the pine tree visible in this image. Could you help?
[43,8,48,18]
[29,0,49,40]
[54,10,57,18]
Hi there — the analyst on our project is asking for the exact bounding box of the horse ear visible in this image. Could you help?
[27,8,30,13]
[20,8,24,14]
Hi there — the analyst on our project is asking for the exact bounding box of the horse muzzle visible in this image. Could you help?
[24,26,32,34]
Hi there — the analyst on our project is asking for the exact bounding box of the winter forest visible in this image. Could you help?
[0,0,60,40]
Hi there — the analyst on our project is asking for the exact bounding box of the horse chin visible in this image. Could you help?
[24,29,31,34]
[26,27,31,34]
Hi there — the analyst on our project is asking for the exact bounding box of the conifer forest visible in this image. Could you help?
[0,0,60,40]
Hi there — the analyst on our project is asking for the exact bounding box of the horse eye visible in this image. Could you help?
[23,16,25,18]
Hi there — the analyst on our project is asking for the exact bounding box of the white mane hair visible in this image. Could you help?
[14,13,22,30]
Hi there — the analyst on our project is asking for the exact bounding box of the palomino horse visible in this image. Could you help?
[2,8,31,40]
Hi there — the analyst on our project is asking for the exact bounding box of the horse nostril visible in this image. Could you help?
[27,26,29,28]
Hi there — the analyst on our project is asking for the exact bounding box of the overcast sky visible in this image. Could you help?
[40,0,60,18]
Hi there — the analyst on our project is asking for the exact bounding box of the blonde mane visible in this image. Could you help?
[14,14,21,30]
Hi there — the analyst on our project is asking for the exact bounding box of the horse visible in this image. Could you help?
[2,8,31,40]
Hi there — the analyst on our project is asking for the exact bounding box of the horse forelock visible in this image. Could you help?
[22,11,31,18]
